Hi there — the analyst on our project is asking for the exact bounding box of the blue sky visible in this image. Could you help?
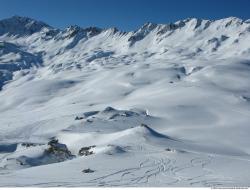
[0,0,250,31]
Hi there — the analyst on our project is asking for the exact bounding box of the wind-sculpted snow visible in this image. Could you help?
[0,16,250,187]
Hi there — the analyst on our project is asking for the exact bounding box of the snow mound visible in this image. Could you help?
[66,106,159,133]
[0,139,74,170]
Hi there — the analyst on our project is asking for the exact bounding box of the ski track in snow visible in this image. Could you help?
[8,154,236,187]
[78,156,231,187]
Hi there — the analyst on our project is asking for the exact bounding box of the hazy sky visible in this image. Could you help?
[0,0,249,31]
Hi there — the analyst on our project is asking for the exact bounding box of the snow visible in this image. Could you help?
[0,16,250,187]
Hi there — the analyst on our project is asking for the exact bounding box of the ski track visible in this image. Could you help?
[68,155,233,187]
[0,151,241,187]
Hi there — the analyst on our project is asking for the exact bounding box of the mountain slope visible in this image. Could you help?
[0,16,250,187]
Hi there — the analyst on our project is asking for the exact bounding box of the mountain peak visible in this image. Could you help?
[141,22,158,29]
[62,25,102,39]
[0,15,51,36]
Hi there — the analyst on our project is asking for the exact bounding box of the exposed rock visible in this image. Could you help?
[78,145,96,156]
[75,116,84,120]
[128,22,157,46]
[83,27,102,37]
[165,148,172,152]
[45,139,74,161]
[140,123,149,128]
[86,119,93,123]
[82,168,95,173]
[103,106,116,112]
[83,111,99,117]
[21,143,43,147]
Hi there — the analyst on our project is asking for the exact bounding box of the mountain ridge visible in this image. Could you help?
[0,15,249,36]
[0,15,250,89]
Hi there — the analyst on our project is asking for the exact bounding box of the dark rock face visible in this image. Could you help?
[45,139,74,161]
[62,25,102,40]
[128,22,157,46]
[21,142,44,147]
[78,145,96,156]
[75,116,84,120]
[82,168,95,173]
[140,123,149,128]
[165,148,172,152]
[103,106,116,112]
[83,27,102,37]
[64,25,82,39]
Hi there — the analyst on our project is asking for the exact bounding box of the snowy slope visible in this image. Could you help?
[0,16,250,187]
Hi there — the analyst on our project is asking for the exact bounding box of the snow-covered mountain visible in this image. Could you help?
[0,16,250,187]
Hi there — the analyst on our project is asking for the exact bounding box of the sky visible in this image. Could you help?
[0,0,250,31]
